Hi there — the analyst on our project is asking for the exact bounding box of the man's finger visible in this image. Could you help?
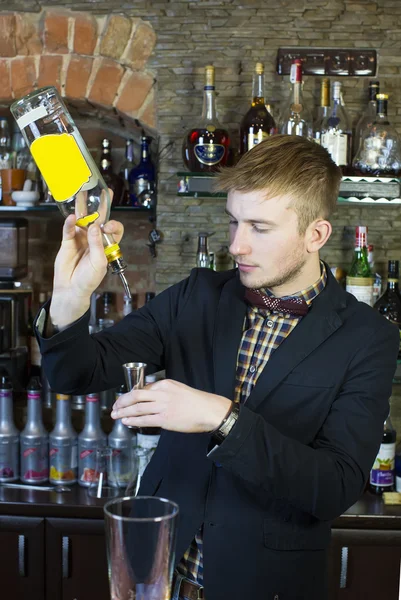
[113,390,156,410]
[87,223,108,270]
[102,220,124,245]
[62,214,78,242]
[121,415,162,428]
[111,400,159,420]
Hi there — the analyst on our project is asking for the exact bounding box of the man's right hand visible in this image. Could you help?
[49,214,124,330]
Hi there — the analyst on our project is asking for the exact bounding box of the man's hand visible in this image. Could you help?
[110,379,232,433]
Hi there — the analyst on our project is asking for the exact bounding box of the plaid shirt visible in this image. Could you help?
[177,263,327,585]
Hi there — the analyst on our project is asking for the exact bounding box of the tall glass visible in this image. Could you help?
[104,496,179,600]
[10,86,131,299]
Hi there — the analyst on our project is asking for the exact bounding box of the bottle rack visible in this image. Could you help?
[177,173,401,205]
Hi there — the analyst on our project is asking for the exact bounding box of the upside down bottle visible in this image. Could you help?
[10,87,131,299]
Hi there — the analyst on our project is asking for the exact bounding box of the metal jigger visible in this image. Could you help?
[122,362,147,392]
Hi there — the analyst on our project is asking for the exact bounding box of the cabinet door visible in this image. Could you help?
[0,515,45,600]
[45,517,109,600]
[329,528,401,600]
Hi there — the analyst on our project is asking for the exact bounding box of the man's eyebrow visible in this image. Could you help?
[224,209,277,226]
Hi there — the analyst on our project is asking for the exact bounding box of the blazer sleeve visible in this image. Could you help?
[209,319,399,521]
[35,270,198,395]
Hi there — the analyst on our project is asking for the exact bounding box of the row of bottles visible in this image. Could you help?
[0,375,160,487]
[99,134,156,208]
[182,62,401,178]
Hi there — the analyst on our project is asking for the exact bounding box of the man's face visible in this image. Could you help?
[227,189,309,291]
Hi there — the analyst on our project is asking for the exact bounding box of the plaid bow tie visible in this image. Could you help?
[244,288,309,317]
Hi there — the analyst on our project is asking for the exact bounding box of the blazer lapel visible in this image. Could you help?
[213,274,247,400]
[246,267,347,411]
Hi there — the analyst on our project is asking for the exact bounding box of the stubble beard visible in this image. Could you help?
[239,254,308,292]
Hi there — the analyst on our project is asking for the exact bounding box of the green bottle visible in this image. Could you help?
[346,226,374,306]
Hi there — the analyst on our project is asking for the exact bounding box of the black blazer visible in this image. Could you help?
[38,265,399,600]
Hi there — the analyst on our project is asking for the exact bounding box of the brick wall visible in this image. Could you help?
[2,0,401,299]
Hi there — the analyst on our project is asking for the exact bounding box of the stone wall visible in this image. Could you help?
[2,0,401,299]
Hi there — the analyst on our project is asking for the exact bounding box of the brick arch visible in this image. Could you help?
[0,9,157,132]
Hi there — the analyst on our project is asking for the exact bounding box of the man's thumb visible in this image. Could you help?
[87,224,107,266]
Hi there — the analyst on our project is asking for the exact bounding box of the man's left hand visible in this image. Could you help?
[110,379,232,433]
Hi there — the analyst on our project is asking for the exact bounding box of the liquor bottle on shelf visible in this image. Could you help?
[0,374,19,482]
[352,94,401,178]
[196,232,210,268]
[353,80,380,159]
[119,139,135,206]
[128,134,156,207]
[145,291,155,304]
[27,292,41,379]
[78,393,107,487]
[20,377,48,484]
[0,118,11,169]
[374,260,401,358]
[97,292,117,330]
[313,78,330,145]
[108,385,134,488]
[395,441,401,492]
[182,65,230,172]
[320,81,352,174]
[122,294,133,317]
[368,244,382,305]
[279,59,313,139]
[239,62,276,155]
[99,138,123,206]
[370,415,396,494]
[49,394,77,485]
[346,226,374,306]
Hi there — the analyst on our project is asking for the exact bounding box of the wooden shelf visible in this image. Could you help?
[0,205,153,213]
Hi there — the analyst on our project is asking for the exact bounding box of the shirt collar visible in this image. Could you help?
[261,261,327,306]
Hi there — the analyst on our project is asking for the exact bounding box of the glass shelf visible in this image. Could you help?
[0,204,153,213]
[177,172,401,204]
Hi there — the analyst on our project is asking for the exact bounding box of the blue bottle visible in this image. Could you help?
[128,134,155,207]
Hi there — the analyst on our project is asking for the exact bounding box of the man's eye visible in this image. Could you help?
[229,220,237,225]
[252,225,269,233]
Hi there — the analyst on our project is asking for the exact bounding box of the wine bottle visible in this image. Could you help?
[346,226,374,306]
[370,415,396,494]
[119,139,135,206]
[128,134,156,207]
[239,62,276,155]
[279,59,313,139]
[374,260,401,358]
[182,65,230,172]
[99,138,123,205]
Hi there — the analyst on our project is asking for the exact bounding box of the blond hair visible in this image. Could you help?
[215,135,342,235]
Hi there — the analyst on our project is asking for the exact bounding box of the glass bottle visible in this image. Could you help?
[10,86,131,299]
[395,440,401,492]
[346,226,374,306]
[239,62,276,155]
[374,260,401,359]
[196,233,210,268]
[99,138,123,206]
[368,244,382,304]
[128,134,156,207]
[279,59,313,139]
[122,294,133,317]
[78,393,107,487]
[108,385,134,488]
[352,93,401,177]
[182,65,230,172]
[0,118,12,169]
[119,139,135,206]
[97,291,117,330]
[49,393,77,485]
[314,78,330,145]
[0,374,19,482]
[20,377,48,484]
[136,373,161,456]
[370,415,396,494]
[353,80,380,159]
[320,81,352,173]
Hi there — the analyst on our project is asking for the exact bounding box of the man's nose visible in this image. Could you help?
[229,226,252,257]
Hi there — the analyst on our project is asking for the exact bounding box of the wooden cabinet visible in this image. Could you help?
[329,528,401,600]
[0,513,109,600]
[0,516,45,600]
[46,517,109,600]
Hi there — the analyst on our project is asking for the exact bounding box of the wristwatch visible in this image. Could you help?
[211,403,240,444]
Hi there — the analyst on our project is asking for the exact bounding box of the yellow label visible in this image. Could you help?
[30,133,92,202]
